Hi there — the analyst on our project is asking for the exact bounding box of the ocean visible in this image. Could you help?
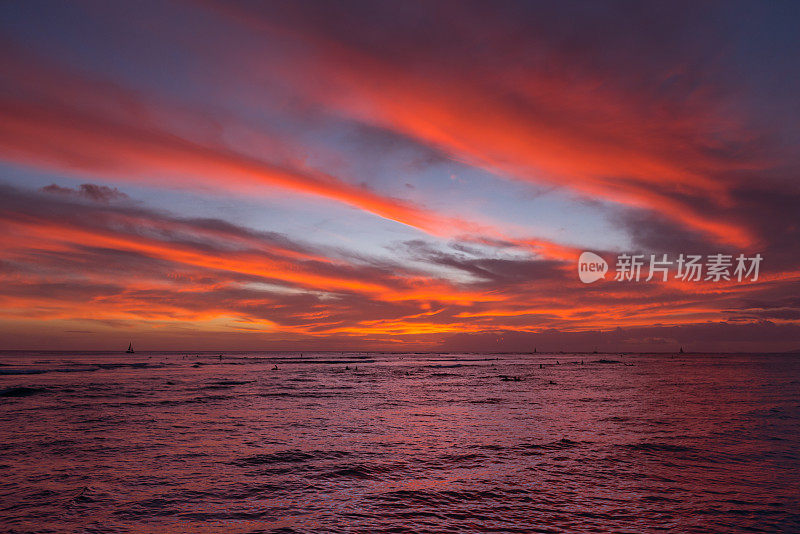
[1,351,798,533]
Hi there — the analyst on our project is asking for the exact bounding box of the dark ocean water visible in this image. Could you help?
[0,351,798,533]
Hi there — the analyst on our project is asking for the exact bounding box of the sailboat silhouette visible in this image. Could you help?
[126,342,135,354]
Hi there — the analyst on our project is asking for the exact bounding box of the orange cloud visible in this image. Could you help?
[0,58,576,261]
[210,4,763,248]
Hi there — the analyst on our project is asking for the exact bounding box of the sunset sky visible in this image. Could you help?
[1,1,799,352]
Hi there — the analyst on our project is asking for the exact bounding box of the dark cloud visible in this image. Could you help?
[41,183,129,203]
[397,239,564,286]
[611,208,723,256]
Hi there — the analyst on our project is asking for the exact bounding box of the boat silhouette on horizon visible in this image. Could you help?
[126,342,135,354]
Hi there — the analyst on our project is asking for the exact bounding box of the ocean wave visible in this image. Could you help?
[622,442,696,453]
[231,450,350,467]
[0,386,47,397]
[516,438,583,452]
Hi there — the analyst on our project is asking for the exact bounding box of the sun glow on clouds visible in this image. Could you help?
[0,1,799,351]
